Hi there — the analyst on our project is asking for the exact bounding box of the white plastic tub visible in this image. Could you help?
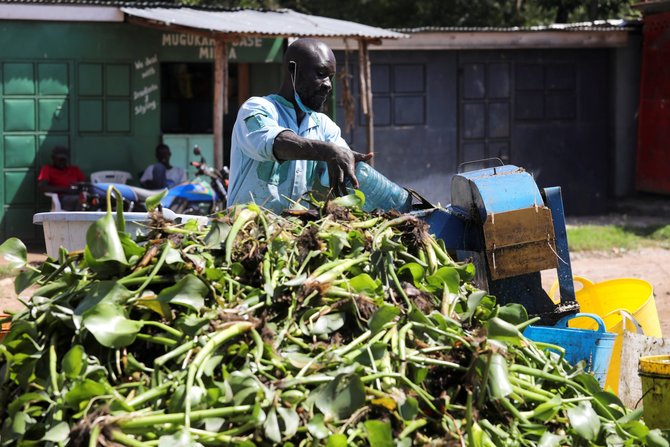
[33,210,209,257]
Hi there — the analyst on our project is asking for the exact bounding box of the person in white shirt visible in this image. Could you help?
[140,143,187,189]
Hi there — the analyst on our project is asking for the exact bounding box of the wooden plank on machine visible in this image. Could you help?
[483,206,558,279]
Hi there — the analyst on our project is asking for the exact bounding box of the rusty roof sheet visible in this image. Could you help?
[121,7,407,40]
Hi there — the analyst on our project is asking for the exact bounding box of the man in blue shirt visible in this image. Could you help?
[228,38,372,212]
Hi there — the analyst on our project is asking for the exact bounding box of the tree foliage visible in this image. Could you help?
[169,0,640,27]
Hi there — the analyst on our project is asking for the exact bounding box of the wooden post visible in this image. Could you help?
[237,63,250,106]
[358,39,374,163]
[213,38,229,171]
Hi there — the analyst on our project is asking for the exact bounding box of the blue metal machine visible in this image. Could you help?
[419,164,579,324]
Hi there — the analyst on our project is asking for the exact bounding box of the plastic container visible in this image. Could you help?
[33,210,209,257]
[524,313,617,387]
[639,354,670,429]
[321,162,411,213]
[551,277,662,394]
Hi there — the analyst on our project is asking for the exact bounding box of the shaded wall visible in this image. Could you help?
[335,46,635,216]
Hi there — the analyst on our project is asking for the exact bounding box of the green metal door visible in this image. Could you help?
[1,61,71,243]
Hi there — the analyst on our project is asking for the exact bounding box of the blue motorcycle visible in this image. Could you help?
[89,146,228,215]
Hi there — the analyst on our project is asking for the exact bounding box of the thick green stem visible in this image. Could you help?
[185,321,255,428]
[49,335,60,395]
[126,382,172,409]
[117,405,253,429]
[108,430,152,447]
[141,320,183,338]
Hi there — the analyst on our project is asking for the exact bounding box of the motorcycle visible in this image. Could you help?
[161,145,228,215]
[81,146,228,215]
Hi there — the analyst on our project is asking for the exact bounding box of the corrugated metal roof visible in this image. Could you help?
[393,19,641,33]
[121,7,407,39]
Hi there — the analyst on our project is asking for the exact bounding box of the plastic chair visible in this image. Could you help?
[44,192,62,211]
[90,170,132,184]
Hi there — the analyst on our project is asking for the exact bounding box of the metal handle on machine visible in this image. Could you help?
[457,157,505,173]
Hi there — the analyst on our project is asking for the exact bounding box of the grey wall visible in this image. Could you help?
[335,43,639,216]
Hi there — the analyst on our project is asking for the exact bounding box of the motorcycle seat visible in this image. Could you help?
[126,186,165,201]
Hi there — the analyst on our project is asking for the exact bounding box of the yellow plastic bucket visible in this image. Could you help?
[550,277,662,394]
[639,355,670,429]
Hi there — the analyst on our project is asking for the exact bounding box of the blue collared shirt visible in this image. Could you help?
[228,94,349,212]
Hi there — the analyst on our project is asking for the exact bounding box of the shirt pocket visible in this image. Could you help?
[256,161,290,186]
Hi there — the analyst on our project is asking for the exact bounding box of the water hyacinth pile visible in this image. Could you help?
[0,190,667,447]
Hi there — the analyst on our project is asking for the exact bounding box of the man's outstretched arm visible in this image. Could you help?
[273,130,372,197]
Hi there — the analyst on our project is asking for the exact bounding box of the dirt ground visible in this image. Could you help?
[2,246,670,336]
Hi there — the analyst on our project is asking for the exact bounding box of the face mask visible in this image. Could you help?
[290,60,314,115]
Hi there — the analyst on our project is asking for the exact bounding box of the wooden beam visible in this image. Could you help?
[237,63,250,106]
[358,40,374,160]
[322,30,630,50]
[213,38,228,171]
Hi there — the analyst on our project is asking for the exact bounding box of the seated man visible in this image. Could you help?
[140,143,187,189]
[38,146,86,211]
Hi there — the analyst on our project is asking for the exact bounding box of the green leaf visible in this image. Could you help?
[487,353,512,399]
[158,274,208,311]
[63,379,107,409]
[264,407,282,443]
[332,191,364,208]
[74,281,133,316]
[312,373,365,421]
[0,237,27,269]
[164,245,183,265]
[307,414,330,439]
[496,303,528,325]
[227,371,262,406]
[538,432,563,447]
[399,396,419,421]
[10,411,30,435]
[647,429,670,447]
[322,230,349,258]
[14,269,40,294]
[368,304,400,334]
[41,422,70,442]
[427,267,460,293]
[84,208,127,265]
[146,189,168,212]
[531,395,562,422]
[82,301,142,348]
[364,420,394,447]
[325,433,348,447]
[398,262,426,285]
[455,262,476,282]
[119,231,145,258]
[567,402,600,441]
[461,290,489,322]
[205,220,232,248]
[7,392,51,418]
[592,390,626,419]
[311,312,345,335]
[486,317,523,346]
[62,344,86,379]
[277,407,299,439]
[349,273,380,294]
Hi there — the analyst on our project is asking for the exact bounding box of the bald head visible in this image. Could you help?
[283,38,334,70]
[279,38,336,113]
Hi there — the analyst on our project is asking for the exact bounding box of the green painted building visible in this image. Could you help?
[0,7,283,242]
